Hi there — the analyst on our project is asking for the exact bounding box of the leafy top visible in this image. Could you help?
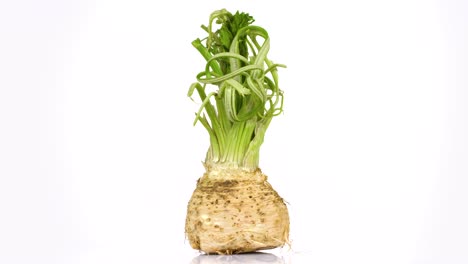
[188,9,285,171]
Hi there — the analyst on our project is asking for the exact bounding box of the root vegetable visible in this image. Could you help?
[185,9,290,254]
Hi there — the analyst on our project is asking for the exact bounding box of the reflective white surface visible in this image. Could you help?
[1,0,467,263]
[191,253,286,264]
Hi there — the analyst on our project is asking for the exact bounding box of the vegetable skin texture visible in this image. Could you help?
[185,9,289,254]
[185,165,289,254]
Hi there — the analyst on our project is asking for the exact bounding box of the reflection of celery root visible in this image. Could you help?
[191,252,285,264]
[185,9,289,254]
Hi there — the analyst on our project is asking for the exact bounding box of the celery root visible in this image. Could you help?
[186,165,289,254]
[185,9,290,254]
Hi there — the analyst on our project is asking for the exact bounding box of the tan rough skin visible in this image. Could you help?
[185,165,290,254]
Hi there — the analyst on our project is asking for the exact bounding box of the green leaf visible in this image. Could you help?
[187,9,285,171]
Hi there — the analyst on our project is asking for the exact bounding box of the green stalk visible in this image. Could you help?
[188,9,285,171]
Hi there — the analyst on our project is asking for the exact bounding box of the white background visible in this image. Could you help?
[0,0,467,263]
